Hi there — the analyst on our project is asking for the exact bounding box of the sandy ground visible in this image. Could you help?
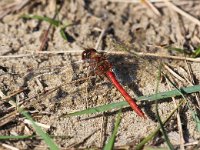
[0,0,200,149]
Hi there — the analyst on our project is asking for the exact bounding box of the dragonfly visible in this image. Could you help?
[8,43,189,120]
[82,48,146,118]
[18,45,171,118]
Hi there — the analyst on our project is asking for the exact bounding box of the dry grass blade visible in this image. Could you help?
[0,0,30,20]
[20,109,59,150]
[0,110,18,127]
[185,61,200,108]
[164,64,185,82]
[24,119,50,129]
[155,64,174,149]
[0,89,59,149]
[37,4,63,51]
[38,29,50,51]
[68,129,100,148]
[130,51,200,62]
[107,0,172,3]
[141,0,161,16]
[163,0,200,26]
[0,88,26,105]
[2,143,19,150]
[166,80,185,150]
[184,141,199,146]
[135,99,186,150]
[1,50,200,63]
[184,61,200,132]
[95,28,106,50]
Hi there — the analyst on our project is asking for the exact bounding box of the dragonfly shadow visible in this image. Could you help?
[108,54,140,85]
[179,107,190,143]
[108,54,160,120]
[54,88,69,101]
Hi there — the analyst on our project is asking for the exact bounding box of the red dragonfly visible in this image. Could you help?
[82,48,146,119]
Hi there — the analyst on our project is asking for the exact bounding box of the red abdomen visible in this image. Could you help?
[106,70,146,119]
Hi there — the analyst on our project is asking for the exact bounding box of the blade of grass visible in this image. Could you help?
[59,23,73,41]
[156,99,174,150]
[166,46,187,54]
[193,46,200,58]
[63,84,200,117]
[192,111,200,132]
[155,64,174,150]
[21,14,61,27]
[103,109,122,150]
[59,26,75,42]
[60,27,68,40]
[183,98,200,133]
[143,146,168,150]
[19,108,59,150]
[61,101,127,117]
[0,89,59,149]
[0,135,33,140]
[165,76,200,133]
[21,14,72,41]
[135,99,185,150]
[138,84,200,101]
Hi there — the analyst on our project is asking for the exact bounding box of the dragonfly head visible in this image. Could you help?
[82,48,112,75]
[82,48,97,60]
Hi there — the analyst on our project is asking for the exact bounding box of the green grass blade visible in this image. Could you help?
[20,109,59,150]
[21,14,61,27]
[165,76,200,132]
[64,84,200,117]
[192,110,200,132]
[155,65,174,150]
[59,26,74,41]
[60,28,68,40]
[135,99,185,150]
[166,46,190,55]
[138,84,200,101]
[0,135,33,140]
[62,101,127,117]
[156,104,174,150]
[103,109,122,150]
[193,46,200,57]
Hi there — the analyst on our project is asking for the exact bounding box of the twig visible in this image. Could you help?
[129,51,200,62]
[2,143,19,150]
[95,28,106,50]
[37,0,64,51]
[166,80,185,150]
[1,50,200,63]
[184,61,200,108]
[0,54,33,58]
[69,129,100,148]
[38,29,50,51]
[0,0,30,20]
[100,114,106,147]
[0,110,19,127]
[24,119,50,129]
[0,88,26,104]
[164,64,185,82]
[163,0,200,26]
[14,0,30,11]
[107,0,173,3]
[0,50,84,58]
[184,141,199,146]
[141,0,161,16]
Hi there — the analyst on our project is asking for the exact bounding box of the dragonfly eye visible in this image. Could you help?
[82,51,89,60]
[82,48,97,60]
